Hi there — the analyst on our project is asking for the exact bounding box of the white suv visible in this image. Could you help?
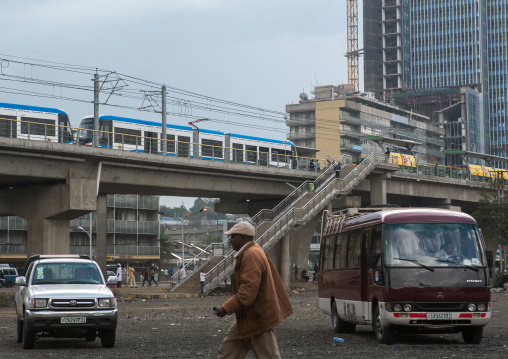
[15,254,118,349]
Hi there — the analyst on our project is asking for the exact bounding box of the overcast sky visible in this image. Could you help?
[2,0,363,208]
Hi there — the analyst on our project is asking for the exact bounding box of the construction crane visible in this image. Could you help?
[346,0,362,92]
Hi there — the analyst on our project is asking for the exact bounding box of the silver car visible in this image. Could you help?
[15,254,118,349]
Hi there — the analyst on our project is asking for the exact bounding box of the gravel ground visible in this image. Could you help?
[1,284,508,358]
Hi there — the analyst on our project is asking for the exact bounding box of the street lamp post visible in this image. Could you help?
[78,226,92,259]
[181,208,207,270]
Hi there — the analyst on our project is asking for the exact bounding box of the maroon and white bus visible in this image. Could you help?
[318,207,491,344]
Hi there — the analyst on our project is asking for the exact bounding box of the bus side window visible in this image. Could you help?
[347,232,362,269]
[321,237,333,270]
[334,235,344,269]
[369,226,383,271]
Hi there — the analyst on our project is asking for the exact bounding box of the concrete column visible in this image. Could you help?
[280,232,290,290]
[27,218,70,257]
[369,174,389,206]
[96,194,108,274]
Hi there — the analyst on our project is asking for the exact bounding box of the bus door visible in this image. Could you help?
[360,231,370,316]
[340,231,363,324]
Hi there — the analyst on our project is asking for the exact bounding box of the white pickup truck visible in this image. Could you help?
[15,254,118,349]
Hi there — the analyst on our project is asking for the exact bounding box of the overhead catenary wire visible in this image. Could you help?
[0,54,403,143]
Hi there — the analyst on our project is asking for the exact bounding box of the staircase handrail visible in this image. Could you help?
[204,154,377,291]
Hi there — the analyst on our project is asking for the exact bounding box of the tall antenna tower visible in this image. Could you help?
[346,0,361,92]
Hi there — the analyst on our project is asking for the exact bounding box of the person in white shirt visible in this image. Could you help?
[435,241,459,260]
[116,263,123,287]
[179,265,187,282]
[200,268,206,293]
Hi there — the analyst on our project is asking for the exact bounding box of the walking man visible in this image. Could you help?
[214,222,293,358]
[128,264,137,288]
[334,162,342,178]
[294,264,299,282]
[148,266,158,286]
[116,263,123,288]
[200,268,206,293]
[178,265,187,282]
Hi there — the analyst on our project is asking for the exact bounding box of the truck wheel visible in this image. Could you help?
[16,318,23,343]
[100,329,115,348]
[21,318,36,349]
[373,305,394,345]
[461,326,483,344]
[332,301,347,333]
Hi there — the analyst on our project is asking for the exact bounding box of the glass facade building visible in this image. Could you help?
[365,0,508,166]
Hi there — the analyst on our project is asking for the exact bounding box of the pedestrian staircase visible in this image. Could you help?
[171,153,396,294]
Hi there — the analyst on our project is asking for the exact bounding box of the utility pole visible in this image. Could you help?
[162,85,167,154]
[93,72,99,147]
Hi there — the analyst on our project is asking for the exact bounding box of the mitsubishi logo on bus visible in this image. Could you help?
[437,292,444,300]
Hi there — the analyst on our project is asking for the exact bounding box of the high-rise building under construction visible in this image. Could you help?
[363,1,508,166]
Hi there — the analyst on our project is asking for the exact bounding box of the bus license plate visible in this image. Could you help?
[61,317,86,324]
[427,313,451,320]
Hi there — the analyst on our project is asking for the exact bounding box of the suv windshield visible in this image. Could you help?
[32,262,103,285]
[384,223,484,268]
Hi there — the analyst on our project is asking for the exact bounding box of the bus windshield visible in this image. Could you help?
[384,223,483,268]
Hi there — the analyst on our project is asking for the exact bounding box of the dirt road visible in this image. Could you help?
[1,284,508,358]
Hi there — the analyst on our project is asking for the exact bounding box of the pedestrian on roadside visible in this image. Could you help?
[148,266,158,287]
[116,263,123,288]
[164,268,168,281]
[142,268,150,286]
[214,222,293,359]
[334,162,342,178]
[200,268,206,293]
[169,265,174,279]
[178,265,187,282]
[313,263,319,281]
[128,264,137,288]
[294,264,299,282]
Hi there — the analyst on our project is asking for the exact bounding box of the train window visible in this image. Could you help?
[271,148,287,163]
[114,127,141,146]
[177,136,190,157]
[202,139,223,158]
[259,146,269,165]
[0,115,17,138]
[166,134,176,153]
[21,117,56,136]
[232,143,243,162]
[246,145,257,163]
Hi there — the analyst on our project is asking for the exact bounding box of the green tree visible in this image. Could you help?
[472,181,508,266]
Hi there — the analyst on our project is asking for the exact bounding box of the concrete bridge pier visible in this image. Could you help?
[0,162,99,259]
[267,215,321,288]
[369,173,390,206]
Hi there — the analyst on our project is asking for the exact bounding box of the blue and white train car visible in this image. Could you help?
[0,102,73,143]
[78,115,296,167]
[227,133,295,167]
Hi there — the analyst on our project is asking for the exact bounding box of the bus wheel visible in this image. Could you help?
[373,306,394,345]
[461,326,483,344]
[332,302,347,333]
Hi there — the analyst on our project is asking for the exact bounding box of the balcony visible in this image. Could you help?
[107,220,159,235]
[287,132,316,140]
[0,217,27,230]
[107,194,159,210]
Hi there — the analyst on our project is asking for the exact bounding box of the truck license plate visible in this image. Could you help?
[426,313,451,320]
[61,317,86,324]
